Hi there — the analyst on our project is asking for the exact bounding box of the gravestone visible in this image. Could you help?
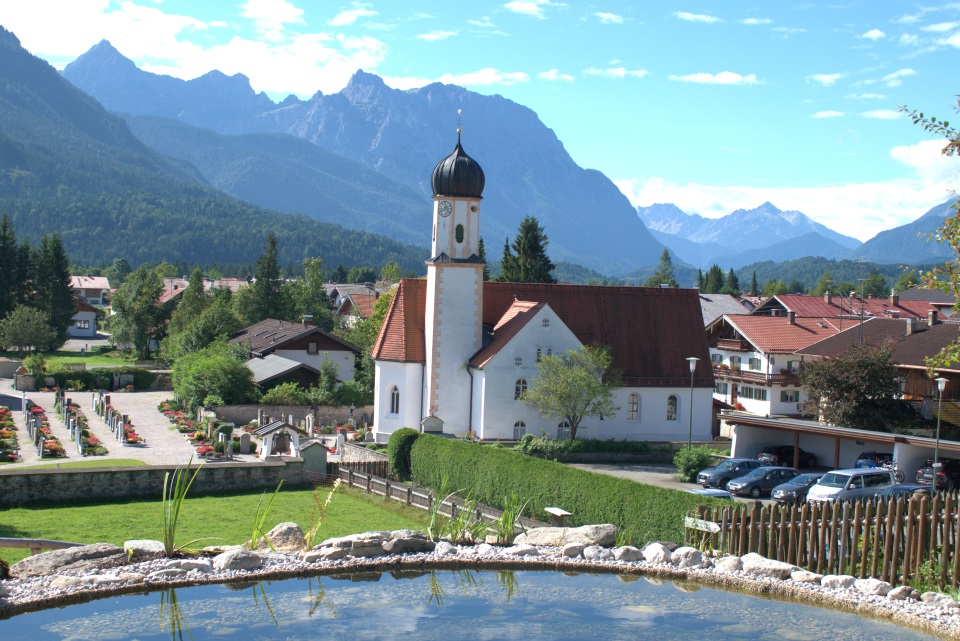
[238,432,250,455]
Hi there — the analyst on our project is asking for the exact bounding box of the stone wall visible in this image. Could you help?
[210,404,374,428]
[0,459,305,506]
[339,442,388,464]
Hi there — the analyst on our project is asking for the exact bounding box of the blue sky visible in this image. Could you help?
[2,1,959,241]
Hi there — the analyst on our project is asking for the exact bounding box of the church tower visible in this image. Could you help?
[423,128,486,430]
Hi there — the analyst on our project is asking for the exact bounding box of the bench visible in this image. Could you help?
[544,506,572,527]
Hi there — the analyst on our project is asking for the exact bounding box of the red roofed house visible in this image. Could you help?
[370,134,714,442]
[751,291,938,321]
[708,312,842,416]
[70,276,110,306]
[336,292,377,328]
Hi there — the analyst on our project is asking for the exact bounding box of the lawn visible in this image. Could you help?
[11,459,149,470]
[0,350,133,369]
[0,485,428,564]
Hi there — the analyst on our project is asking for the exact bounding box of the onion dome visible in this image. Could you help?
[431,134,485,198]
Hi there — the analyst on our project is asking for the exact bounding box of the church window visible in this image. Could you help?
[515,356,523,367]
[547,348,552,357]
[515,379,527,399]
[455,224,464,243]
[627,394,639,420]
[557,421,571,439]
[666,395,678,421]
[390,386,400,415]
[542,318,550,328]
[536,348,542,362]
[513,421,526,440]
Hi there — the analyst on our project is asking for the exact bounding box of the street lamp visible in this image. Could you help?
[934,377,948,479]
[686,357,700,450]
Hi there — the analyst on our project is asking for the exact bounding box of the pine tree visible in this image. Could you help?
[695,268,703,290]
[750,271,758,295]
[478,236,490,281]
[35,234,74,346]
[722,269,741,296]
[643,249,679,288]
[168,268,210,336]
[0,214,17,319]
[250,233,284,322]
[498,217,556,283]
[703,264,724,293]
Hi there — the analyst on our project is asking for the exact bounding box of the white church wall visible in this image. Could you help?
[373,360,424,442]
[274,349,355,382]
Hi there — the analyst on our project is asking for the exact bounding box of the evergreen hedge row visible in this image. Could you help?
[46,366,158,391]
[409,434,726,544]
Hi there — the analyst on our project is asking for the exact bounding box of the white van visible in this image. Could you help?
[807,468,894,504]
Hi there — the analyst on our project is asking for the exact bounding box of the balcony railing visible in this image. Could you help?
[713,368,800,386]
[716,338,749,352]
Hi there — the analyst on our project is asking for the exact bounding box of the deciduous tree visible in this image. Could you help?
[800,344,904,430]
[522,344,620,439]
[110,266,165,359]
[0,306,57,355]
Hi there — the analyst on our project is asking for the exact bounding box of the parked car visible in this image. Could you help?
[854,451,893,468]
[697,458,767,490]
[807,468,894,504]
[686,487,734,500]
[728,466,800,498]
[758,445,817,468]
[876,484,933,500]
[916,458,960,490]
[771,473,824,506]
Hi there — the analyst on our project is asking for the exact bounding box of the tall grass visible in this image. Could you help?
[161,458,203,556]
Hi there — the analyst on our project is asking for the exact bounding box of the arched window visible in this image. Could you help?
[536,348,542,362]
[515,379,527,399]
[455,224,464,243]
[627,394,639,420]
[390,386,400,415]
[513,421,526,440]
[557,421,571,439]
[666,394,678,421]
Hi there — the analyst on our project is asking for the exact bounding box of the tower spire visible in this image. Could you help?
[457,108,462,139]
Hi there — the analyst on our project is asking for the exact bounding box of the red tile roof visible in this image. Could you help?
[373,279,714,386]
[724,315,842,353]
[229,318,359,356]
[338,293,377,319]
[469,301,545,368]
[758,294,937,320]
[70,275,110,290]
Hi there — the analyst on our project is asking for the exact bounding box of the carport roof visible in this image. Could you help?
[722,411,960,453]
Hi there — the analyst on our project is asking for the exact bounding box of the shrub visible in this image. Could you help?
[260,382,310,406]
[673,445,717,482]
[410,435,727,544]
[515,434,659,457]
[24,353,46,379]
[387,427,421,481]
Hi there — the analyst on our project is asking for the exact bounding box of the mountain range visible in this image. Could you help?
[63,40,662,275]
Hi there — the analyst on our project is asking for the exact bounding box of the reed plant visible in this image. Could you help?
[161,457,203,556]
[491,493,529,545]
[304,479,342,549]
[249,481,284,550]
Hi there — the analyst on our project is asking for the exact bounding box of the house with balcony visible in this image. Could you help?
[70,276,110,306]
[708,312,842,416]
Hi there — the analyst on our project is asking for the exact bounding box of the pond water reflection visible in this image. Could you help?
[4,570,942,641]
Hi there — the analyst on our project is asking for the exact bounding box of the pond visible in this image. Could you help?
[2,570,941,641]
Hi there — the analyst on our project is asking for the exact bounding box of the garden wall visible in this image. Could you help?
[210,404,374,428]
[0,459,306,506]
[340,441,387,464]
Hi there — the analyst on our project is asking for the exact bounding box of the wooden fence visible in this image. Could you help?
[323,467,548,531]
[685,493,960,588]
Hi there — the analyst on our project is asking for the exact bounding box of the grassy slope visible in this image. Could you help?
[0,485,427,564]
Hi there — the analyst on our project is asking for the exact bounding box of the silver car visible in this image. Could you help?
[806,468,894,504]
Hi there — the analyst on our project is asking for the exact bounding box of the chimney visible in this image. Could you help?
[906,318,916,335]
[824,290,832,305]
[787,310,796,325]
[929,310,939,326]
[302,314,314,326]
[890,288,899,307]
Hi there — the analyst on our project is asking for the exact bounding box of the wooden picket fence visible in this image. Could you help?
[685,493,960,588]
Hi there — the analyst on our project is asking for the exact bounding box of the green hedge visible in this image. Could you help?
[410,434,726,544]
[46,366,157,392]
[387,428,421,481]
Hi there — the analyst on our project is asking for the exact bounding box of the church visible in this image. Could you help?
[371,131,715,442]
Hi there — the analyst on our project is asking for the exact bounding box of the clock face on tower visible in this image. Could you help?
[438,200,452,217]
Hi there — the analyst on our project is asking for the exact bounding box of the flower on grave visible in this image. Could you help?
[196,445,214,456]
[125,384,135,391]
[87,437,98,445]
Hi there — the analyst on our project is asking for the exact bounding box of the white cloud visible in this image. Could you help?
[329,5,378,27]
[538,68,573,82]
[862,109,902,120]
[584,67,649,79]
[921,21,960,32]
[595,12,624,24]
[808,73,844,86]
[210,20,228,28]
[899,33,920,46]
[416,30,457,41]
[859,28,886,41]
[469,17,496,28]
[615,141,960,241]
[845,92,886,100]
[242,0,304,40]
[883,68,915,87]
[503,0,559,19]
[674,11,722,23]
[812,111,844,118]
[941,32,960,47]
[741,18,772,25]
[436,68,530,86]
[772,26,805,36]
[668,71,758,85]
